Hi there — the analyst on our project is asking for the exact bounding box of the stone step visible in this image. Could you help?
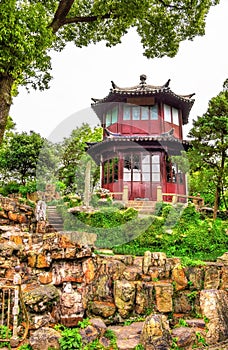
[48,217,63,222]
[127,201,156,213]
[46,206,64,232]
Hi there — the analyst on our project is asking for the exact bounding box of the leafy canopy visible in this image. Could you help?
[58,123,102,193]
[0,0,220,90]
[0,129,58,188]
[187,84,228,214]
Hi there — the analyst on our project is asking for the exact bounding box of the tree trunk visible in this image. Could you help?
[213,186,219,220]
[0,73,14,143]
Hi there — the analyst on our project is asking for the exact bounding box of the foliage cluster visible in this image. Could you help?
[187,87,228,217]
[0,123,101,198]
[0,325,12,348]
[57,203,140,247]
[112,203,228,261]
[54,322,118,350]
[58,124,102,194]
[57,201,227,261]
[0,128,60,196]
[0,0,219,137]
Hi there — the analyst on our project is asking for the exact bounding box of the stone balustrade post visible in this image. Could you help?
[123,185,128,204]
[11,266,22,347]
[157,186,162,202]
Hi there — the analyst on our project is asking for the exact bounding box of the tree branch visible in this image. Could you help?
[50,0,183,33]
[157,0,183,10]
[50,0,75,33]
[63,13,112,25]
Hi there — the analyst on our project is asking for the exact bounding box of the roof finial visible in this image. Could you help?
[140,74,147,85]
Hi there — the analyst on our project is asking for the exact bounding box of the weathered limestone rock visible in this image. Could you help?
[140,314,172,350]
[60,288,83,316]
[96,257,126,280]
[89,318,107,336]
[114,280,136,318]
[10,234,23,245]
[90,275,113,302]
[63,231,97,246]
[151,252,167,267]
[36,221,46,233]
[18,213,27,224]
[52,261,83,285]
[204,266,221,289]
[172,264,188,291]
[37,253,52,268]
[80,325,99,345]
[28,252,37,267]
[173,291,192,314]
[185,318,206,328]
[29,327,61,350]
[200,289,228,344]
[135,281,154,314]
[221,266,228,290]
[171,327,195,349]
[89,301,116,318]
[185,266,204,290]
[109,322,144,350]
[217,252,228,265]
[82,258,95,284]
[75,245,92,259]
[29,313,55,330]
[0,241,21,256]
[59,285,84,327]
[114,254,134,266]
[123,265,141,281]
[38,271,53,284]
[154,283,173,313]
[23,284,60,313]
[0,210,8,219]
[142,251,152,274]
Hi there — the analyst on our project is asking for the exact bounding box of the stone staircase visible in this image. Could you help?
[126,200,156,214]
[46,205,64,232]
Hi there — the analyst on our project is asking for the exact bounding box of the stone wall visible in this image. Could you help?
[0,225,227,348]
[0,195,36,231]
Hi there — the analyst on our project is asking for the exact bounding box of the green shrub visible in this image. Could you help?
[58,327,82,350]
[0,325,12,348]
[18,344,33,350]
[114,204,228,260]
[0,181,20,196]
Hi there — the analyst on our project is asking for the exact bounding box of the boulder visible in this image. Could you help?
[23,284,60,313]
[114,280,136,318]
[140,314,172,350]
[89,301,116,318]
[154,282,173,312]
[171,327,195,349]
[29,327,61,350]
[200,289,228,344]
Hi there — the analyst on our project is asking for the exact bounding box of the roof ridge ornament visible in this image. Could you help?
[140,74,147,89]
[163,79,171,88]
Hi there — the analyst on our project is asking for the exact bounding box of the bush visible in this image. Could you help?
[0,181,20,196]
[113,204,228,261]
[0,325,12,348]
[58,327,82,350]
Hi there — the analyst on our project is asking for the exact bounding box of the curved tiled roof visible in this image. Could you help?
[87,134,190,163]
[91,75,195,125]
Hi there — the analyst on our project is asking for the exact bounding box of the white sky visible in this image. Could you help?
[11,0,228,141]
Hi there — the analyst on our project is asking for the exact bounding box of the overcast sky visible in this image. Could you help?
[11,0,228,142]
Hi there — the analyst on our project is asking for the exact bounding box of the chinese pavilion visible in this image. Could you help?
[87,75,195,201]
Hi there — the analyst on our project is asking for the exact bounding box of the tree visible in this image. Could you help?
[0,0,220,142]
[0,130,58,190]
[58,123,102,193]
[188,84,228,218]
